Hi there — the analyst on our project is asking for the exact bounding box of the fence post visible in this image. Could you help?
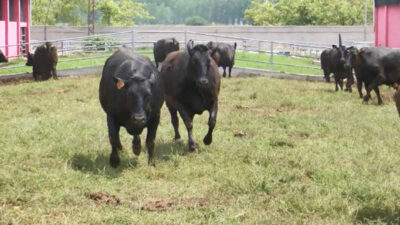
[258,41,261,53]
[61,41,64,56]
[270,41,274,71]
[131,31,135,52]
[184,31,187,45]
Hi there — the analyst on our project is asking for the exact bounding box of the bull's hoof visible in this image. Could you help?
[148,158,156,167]
[363,96,370,103]
[378,101,384,106]
[110,153,120,168]
[188,143,198,153]
[174,136,182,142]
[132,144,141,156]
[203,135,212,145]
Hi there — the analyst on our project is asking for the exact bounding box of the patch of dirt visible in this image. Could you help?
[380,90,395,103]
[75,98,87,103]
[0,202,24,211]
[235,104,250,110]
[234,131,247,137]
[88,192,120,205]
[141,197,208,212]
[290,131,310,139]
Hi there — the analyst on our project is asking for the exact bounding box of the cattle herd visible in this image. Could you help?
[321,34,400,113]
[1,35,400,166]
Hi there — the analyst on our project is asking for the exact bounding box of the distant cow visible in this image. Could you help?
[153,38,180,69]
[0,49,8,63]
[160,40,220,152]
[320,34,353,91]
[206,41,237,78]
[346,47,393,104]
[99,48,164,167]
[26,42,58,81]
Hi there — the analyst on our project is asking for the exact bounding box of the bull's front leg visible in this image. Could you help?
[203,101,218,145]
[146,113,160,166]
[356,77,363,98]
[334,76,339,92]
[394,87,400,117]
[178,107,197,152]
[132,135,141,156]
[52,67,58,80]
[107,115,122,167]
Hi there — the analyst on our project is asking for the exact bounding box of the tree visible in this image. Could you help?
[32,0,153,26]
[244,0,374,26]
[97,0,153,26]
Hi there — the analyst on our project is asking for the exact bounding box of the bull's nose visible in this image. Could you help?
[199,78,208,86]
[132,114,146,125]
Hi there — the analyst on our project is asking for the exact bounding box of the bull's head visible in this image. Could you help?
[187,40,215,88]
[344,46,359,69]
[113,61,157,130]
[333,34,351,70]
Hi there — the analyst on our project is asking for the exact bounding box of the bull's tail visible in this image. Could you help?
[234,42,237,50]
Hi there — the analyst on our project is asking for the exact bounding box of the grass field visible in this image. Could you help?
[0,51,320,76]
[1,76,400,224]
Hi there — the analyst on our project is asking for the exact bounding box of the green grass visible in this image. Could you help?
[1,76,400,224]
[0,51,153,75]
[235,51,321,75]
[0,51,320,76]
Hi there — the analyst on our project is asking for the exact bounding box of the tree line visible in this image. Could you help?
[31,0,374,26]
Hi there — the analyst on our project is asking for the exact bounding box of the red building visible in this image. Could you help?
[375,0,400,48]
[0,0,30,58]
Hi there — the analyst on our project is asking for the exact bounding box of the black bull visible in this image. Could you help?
[346,47,395,105]
[99,48,164,167]
[320,45,354,92]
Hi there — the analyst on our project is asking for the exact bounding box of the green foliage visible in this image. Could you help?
[245,0,374,25]
[136,0,252,24]
[97,0,153,26]
[83,36,118,51]
[32,0,87,25]
[31,0,153,26]
[184,16,208,26]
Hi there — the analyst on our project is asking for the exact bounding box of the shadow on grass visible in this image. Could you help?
[155,140,187,162]
[354,205,400,224]
[68,153,137,178]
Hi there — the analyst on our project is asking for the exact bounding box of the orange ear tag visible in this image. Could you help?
[117,80,125,90]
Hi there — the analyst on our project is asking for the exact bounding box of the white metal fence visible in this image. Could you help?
[0,30,374,75]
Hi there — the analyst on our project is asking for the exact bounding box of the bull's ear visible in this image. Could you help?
[113,77,126,90]
[149,73,157,85]
[187,40,194,56]
[332,45,338,49]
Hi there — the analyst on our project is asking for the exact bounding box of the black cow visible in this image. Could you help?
[206,41,237,78]
[153,38,180,69]
[320,34,353,92]
[160,40,220,152]
[26,42,58,81]
[346,47,393,104]
[0,49,8,63]
[99,48,164,167]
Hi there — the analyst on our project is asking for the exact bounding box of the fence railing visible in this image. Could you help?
[0,30,374,76]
